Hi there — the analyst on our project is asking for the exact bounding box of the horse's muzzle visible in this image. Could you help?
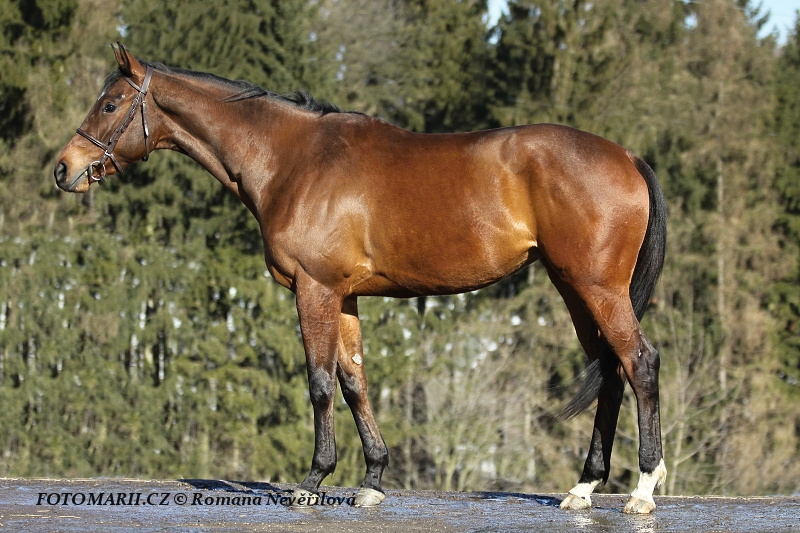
[54,161,89,193]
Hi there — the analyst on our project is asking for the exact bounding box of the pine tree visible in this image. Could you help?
[773,16,800,391]
[92,0,330,481]
[768,17,800,495]
[309,0,493,132]
[0,0,127,476]
[645,0,793,495]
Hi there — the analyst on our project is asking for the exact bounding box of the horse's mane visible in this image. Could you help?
[101,60,341,116]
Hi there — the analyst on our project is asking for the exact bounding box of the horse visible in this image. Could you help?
[54,43,668,513]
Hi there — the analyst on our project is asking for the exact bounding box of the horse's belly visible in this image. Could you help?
[355,232,539,297]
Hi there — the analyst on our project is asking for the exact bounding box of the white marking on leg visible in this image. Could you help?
[568,479,601,500]
[352,353,363,365]
[630,458,667,504]
[561,479,601,509]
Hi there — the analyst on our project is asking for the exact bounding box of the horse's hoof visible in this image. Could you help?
[354,487,385,507]
[291,488,319,507]
[623,496,656,514]
[560,493,592,510]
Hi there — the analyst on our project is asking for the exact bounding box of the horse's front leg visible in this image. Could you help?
[293,275,343,504]
[336,296,389,506]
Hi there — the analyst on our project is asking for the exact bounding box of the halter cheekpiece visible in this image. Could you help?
[76,65,154,182]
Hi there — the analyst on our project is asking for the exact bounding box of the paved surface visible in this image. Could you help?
[0,478,797,532]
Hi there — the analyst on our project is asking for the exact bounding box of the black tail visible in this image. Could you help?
[628,157,667,321]
[558,157,667,420]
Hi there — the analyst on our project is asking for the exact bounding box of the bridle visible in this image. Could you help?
[76,65,154,182]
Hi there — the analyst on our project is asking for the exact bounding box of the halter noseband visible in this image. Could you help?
[76,65,154,182]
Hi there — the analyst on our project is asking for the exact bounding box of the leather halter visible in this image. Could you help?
[76,65,154,182]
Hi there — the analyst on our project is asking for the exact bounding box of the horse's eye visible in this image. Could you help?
[103,102,117,113]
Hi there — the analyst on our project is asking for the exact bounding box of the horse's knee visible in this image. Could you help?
[308,368,337,406]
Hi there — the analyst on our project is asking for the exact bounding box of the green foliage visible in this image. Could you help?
[0,0,797,497]
[773,18,800,393]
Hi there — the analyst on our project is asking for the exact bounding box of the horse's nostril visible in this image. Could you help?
[54,162,67,182]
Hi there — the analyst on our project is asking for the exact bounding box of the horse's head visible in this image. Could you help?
[54,43,154,193]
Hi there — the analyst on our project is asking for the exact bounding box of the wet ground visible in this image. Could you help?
[0,478,796,532]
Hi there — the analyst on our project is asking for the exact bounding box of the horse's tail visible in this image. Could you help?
[628,157,667,321]
[558,156,667,420]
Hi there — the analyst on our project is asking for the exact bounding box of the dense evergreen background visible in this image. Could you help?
[1,0,798,496]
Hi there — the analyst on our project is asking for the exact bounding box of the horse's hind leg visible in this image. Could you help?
[549,266,666,513]
[620,328,667,514]
[582,283,665,513]
[547,272,626,510]
[335,296,389,507]
[562,362,626,509]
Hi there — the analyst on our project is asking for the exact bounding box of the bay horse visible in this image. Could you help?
[54,43,667,513]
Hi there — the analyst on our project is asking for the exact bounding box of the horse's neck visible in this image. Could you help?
[154,74,309,203]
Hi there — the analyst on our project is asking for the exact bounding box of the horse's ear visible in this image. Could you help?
[111,42,145,81]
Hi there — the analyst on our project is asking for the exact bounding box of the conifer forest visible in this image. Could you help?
[1,0,798,497]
